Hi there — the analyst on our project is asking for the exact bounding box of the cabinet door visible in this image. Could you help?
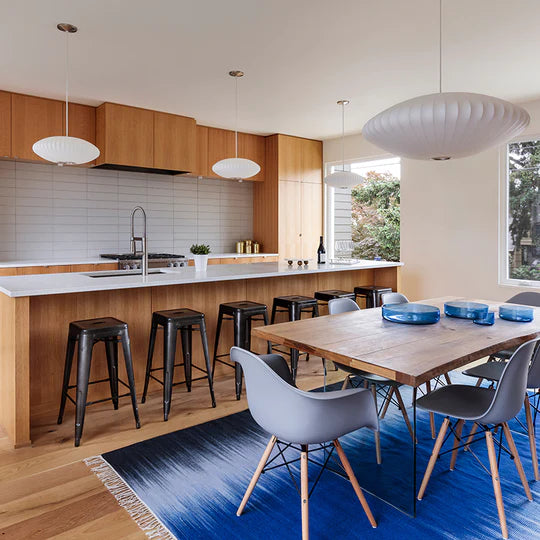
[238,132,265,181]
[302,139,322,184]
[96,103,153,168]
[278,180,302,258]
[154,112,196,172]
[12,94,63,161]
[0,91,11,158]
[301,182,323,259]
[277,134,303,181]
[207,127,236,178]
[195,125,209,177]
[65,103,97,165]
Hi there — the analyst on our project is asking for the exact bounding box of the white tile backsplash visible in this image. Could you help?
[0,162,253,260]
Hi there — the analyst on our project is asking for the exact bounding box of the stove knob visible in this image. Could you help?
[168,262,174,267]
[122,264,130,270]
[174,262,181,267]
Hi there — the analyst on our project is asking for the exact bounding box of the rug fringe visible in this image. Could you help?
[84,455,175,540]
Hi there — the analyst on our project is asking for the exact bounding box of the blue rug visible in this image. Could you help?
[86,377,540,539]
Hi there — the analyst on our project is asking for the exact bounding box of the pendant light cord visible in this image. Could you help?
[235,75,238,158]
[341,102,345,171]
[439,0,443,93]
[65,29,69,136]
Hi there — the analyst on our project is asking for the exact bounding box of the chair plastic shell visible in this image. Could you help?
[231,347,378,445]
[380,292,409,305]
[328,297,360,315]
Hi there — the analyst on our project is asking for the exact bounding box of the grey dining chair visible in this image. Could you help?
[416,339,537,539]
[328,297,415,460]
[380,292,409,305]
[463,339,540,481]
[231,347,378,539]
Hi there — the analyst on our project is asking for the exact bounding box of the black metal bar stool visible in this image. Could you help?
[270,295,319,381]
[57,317,140,447]
[314,289,356,304]
[213,301,271,400]
[354,285,393,308]
[142,308,216,421]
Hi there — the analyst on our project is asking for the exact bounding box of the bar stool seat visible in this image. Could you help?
[213,301,271,400]
[314,289,355,303]
[57,317,140,447]
[143,308,216,420]
[354,285,393,308]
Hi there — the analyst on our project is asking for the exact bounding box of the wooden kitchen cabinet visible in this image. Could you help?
[278,134,304,181]
[302,138,323,183]
[96,102,154,169]
[301,182,323,257]
[278,180,302,258]
[195,125,209,177]
[207,127,235,178]
[64,103,97,165]
[154,111,196,172]
[0,91,11,158]
[11,94,63,161]
[238,132,265,182]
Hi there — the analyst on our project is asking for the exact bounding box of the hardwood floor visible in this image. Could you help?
[0,356,341,539]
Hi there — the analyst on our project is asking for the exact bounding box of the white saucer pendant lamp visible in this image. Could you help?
[324,100,364,188]
[212,70,260,180]
[32,23,100,166]
[362,1,529,161]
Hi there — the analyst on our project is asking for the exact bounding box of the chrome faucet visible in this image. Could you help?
[130,206,148,277]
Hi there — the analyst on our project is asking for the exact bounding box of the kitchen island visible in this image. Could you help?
[0,260,401,447]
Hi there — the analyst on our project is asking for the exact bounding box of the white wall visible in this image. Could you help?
[0,161,253,260]
[323,98,540,301]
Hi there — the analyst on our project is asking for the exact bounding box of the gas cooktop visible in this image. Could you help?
[100,253,185,261]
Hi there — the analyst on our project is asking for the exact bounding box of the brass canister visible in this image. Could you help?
[245,240,252,254]
[253,242,260,254]
[236,241,245,254]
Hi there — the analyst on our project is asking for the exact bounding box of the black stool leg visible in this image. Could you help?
[245,316,252,351]
[74,334,93,447]
[212,307,224,377]
[181,326,192,392]
[263,309,272,354]
[142,319,158,403]
[163,324,177,421]
[233,311,244,400]
[120,328,141,429]
[271,301,277,324]
[288,304,300,382]
[105,338,119,410]
[58,337,76,425]
[199,318,216,407]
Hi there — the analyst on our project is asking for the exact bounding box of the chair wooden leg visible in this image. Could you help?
[341,376,350,390]
[394,388,415,442]
[334,439,377,528]
[426,381,436,439]
[486,429,508,539]
[301,445,309,540]
[464,422,478,452]
[418,417,450,500]
[444,372,452,385]
[524,394,539,481]
[237,435,277,516]
[450,419,464,471]
[379,387,394,419]
[475,377,484,387]
[502,423,533,501]
[371,384,382,465]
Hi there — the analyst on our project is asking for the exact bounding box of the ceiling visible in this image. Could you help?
[2,0,540,140]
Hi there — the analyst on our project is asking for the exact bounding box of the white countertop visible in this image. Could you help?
[0,260,402,298]
[0,252,278,268]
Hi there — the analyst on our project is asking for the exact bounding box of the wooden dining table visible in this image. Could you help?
[252,296,540,515]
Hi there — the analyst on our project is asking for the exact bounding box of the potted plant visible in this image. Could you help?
[190,244,211,272]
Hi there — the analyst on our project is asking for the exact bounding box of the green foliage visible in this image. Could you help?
[190,243,211,255]
[510,264,540,281]
[350,171,400,261]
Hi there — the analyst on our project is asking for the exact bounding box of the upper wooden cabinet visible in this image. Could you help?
[96,103,154,169]
[207,127,235,177]
[64,103,97,166]
[238,132,265,182]
[11,94,63,161]
[154,111,196,172]
[195,125,209,177]
[277,134,322,183]
[0,91,11,158]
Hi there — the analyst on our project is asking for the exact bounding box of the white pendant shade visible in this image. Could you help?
[212,157,260,179]
[324,170,364,188]
[362,92,530,161]
[33,136,100,165]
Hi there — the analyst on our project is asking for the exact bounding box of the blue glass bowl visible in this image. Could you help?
[382,303,440,325]
[473,311,495,325]
[444,301,489,320]
[499,305,534,322]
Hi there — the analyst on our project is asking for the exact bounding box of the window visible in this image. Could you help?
[502,139,540,286]
[325,157,400,261]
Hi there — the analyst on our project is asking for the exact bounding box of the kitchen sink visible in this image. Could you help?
[85,269,167,278]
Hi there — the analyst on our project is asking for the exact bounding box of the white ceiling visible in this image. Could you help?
[2,0,540,140]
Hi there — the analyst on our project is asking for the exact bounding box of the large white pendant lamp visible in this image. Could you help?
[362,1,529,161]
[324,100,364,188]
[212,70,260,180]
[32,23,100,166]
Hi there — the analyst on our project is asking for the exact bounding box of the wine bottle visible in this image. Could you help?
[317,236,326,264]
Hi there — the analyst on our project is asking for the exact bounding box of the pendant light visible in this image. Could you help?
[362,0,529,161]
[32,23,100,166]
[212,70,260,181]
[324,100,364,188]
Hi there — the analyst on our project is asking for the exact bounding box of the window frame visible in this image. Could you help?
[498,135,540,289]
